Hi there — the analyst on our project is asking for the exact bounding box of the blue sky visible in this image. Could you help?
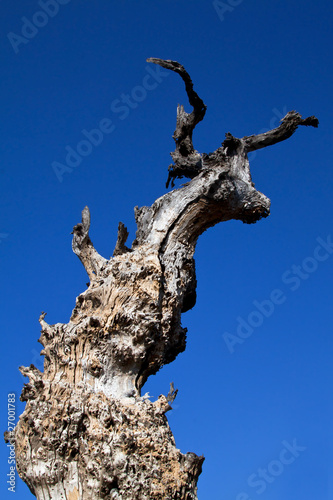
[0,1,332,498]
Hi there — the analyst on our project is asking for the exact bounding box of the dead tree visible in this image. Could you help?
[13,58,318,499]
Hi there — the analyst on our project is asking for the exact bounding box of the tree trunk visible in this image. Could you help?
[12,58,318,500]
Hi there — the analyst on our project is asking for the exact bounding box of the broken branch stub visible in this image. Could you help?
[14,58,318,500]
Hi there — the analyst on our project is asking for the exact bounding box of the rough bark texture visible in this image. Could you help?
[13,58,318,499]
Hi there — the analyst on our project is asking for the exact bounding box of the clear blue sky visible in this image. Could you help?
[1,1,332,498]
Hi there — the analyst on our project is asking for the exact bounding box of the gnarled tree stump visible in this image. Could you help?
[13,58,318,500]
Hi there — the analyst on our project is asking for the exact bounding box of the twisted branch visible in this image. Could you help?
[147,58,207,187]
[243,111,319,152]
[72,206,107,280]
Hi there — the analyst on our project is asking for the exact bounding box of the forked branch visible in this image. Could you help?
[148,59,319,187]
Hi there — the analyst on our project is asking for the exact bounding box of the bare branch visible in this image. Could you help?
[72,206,107,280]
[147,58,207,187]
[146,58,206,121]
[243,110,319,152]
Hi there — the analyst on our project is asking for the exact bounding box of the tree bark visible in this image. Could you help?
[13,58,318,499]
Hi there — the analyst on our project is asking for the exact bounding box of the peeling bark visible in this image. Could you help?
[13,58,318,499]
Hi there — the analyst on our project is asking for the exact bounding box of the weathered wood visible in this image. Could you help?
[147,58,207,187]
[14,58,318,500]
